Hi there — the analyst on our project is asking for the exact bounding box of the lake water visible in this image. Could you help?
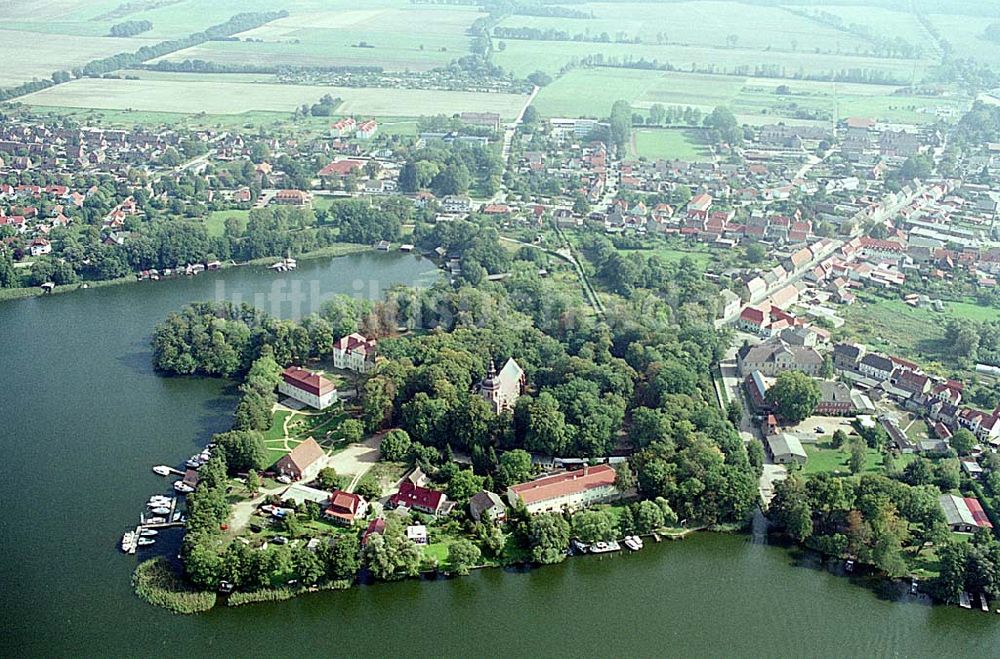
[2,252,998,657]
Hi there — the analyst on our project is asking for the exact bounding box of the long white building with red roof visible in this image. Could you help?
[506,465,618,515]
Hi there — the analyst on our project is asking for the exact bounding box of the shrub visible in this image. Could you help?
[132,558,216,614]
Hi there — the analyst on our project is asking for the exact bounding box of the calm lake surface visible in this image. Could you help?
[2,252,999,657]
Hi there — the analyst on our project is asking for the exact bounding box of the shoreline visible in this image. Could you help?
[0,242,381,304]
[135,525,700,613]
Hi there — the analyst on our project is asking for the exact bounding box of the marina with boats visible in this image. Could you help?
[120,451,209,553]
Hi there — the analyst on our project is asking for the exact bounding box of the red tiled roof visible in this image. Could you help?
[740,306,765,324]
[509,464,616,506]
[965,498,993,529]
[282,366,335,397]
[390,481,445,511]
[318,159,363,177]
[326,490,364,521]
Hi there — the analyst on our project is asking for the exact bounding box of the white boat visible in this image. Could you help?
[152,465,172,476]
[137,538,156,547]
[981,594,990,612]
[140,529,158,537]
[145,517,166,525]
[589,541,621,554]
[121,531,138,553]
[173,481,194,493]
[960,592,972,609]
[148,497,171,505]
[624,535,644,551]
[150,507,171,515]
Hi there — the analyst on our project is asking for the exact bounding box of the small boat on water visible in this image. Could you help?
[981,594,990,612]
[137,537,156,547]
[269,257,297,272]
[624,535,644,551]
[148,497,171,506]
[149,507,171,516]
[589,540,621,554]
[121,531,138,553]
[145,517,166,525]
[173,481,195,494]
[140,529,158,537]
[152,465,172,476]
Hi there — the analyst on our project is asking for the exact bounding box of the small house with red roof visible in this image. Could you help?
[939,494,993,533]
[278,366,337,409]
[324,490,368,526]
[28,237,51,256]
[272,189,311,206]
[274,437,326,482]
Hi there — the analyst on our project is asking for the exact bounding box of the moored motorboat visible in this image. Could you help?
[173,481,194,493]
[121,531,138,553]
[149,507,171,515]
[140,529,158,537]
[152,465,172,476]
[137,537,156,547]
[148,497,171,506]
[145,517,166,525]
[624,535,644,551]
[590,541,621,554]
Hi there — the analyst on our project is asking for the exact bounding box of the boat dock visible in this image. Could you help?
[154,465,185,476]
[139,495,184,529]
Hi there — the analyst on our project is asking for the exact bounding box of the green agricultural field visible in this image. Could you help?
[926,13,1000,65]
[154,3,483,71]
[807,5,934,46]
[632,128,713,161]
[531,67,965,124]
[0,29,158,87]
[20,76,529,119]
[497,1,871,53]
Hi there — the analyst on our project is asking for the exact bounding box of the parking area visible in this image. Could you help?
[784,415,857,442]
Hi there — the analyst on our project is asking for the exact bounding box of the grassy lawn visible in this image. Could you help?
[799,440,913,477]
[615,242,714,270]
[905,419,930,443]
[632,128,713,161]
[204,209,249,238]
[839,294,1000,379]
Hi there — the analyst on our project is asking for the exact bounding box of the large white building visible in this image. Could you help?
[506,465,618,515]
[332,333,377,373]
[278,366,337,410]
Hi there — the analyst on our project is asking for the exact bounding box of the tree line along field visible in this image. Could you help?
[531,68,969,125]
[494,38,937,80]
[19,76,529,119]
